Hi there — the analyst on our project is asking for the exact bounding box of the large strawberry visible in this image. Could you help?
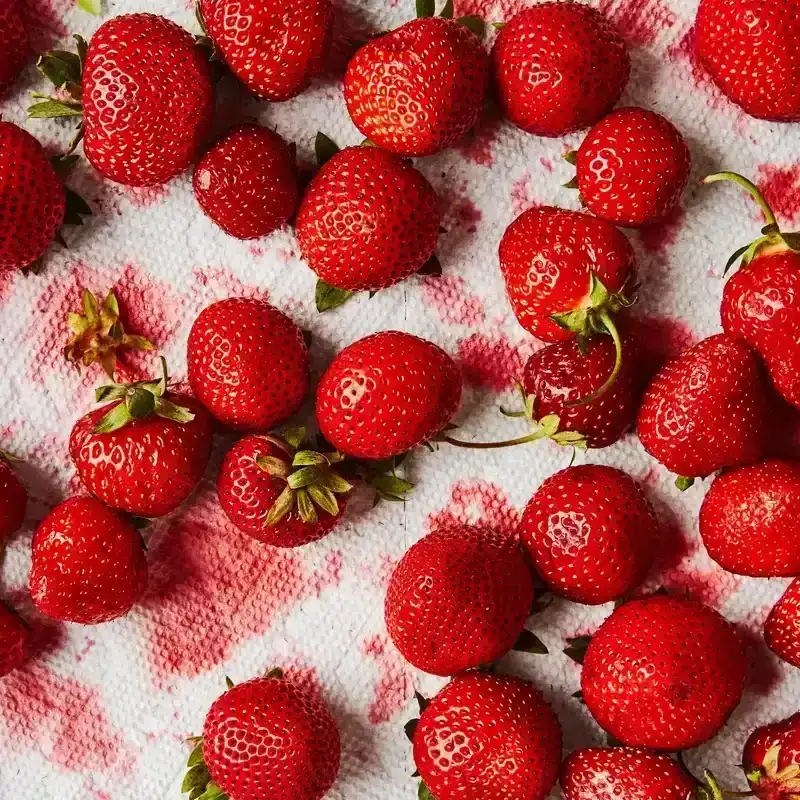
[413,673,562,800]
[695,0,800,121]
[316,331,462,460]
[194,125,299,240]
[743,713,800,798]
[31,14,214,186]
[492,2,630,137]
[519,465,657,606]
[70,359,213,518]
[217,429,351,547]
[637,334,769,489]
[0,453,27,540]
[29,496,147,624]
[581,595,747,751]
[183,670,341,800]
[199,0,332,102]
[188,298,310,432]
[0,603,27,677]
[344,11,489,157]
[0,0,29,98]
[385,523,533,676]
[764,578,800,668]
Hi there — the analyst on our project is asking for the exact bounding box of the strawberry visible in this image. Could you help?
[184,670,341,800]
[217,429,351,548]
[0,603,27,677]
[0,453,27,540]
[519,465,657,606]
[193,125,299,240]
[315,330,462,460]
[385,523,534,676]
[492,2,630,138]
[581,595,748,751]
[637,334,769,488]
[743,713,800,798]
[0,0,29,98]
[188,298,310,433]
[296,142,440,305]
[413,672,562,800]
[29,496,147,624]
[344,13,490,157]
[70,359,213,518]
[571,107,692,228]
[695,0,800,121]
[765,578,800,668]
[561,748,696,800]
[199,0,332,102]
[31,14,214,187]
[699,458,800,577]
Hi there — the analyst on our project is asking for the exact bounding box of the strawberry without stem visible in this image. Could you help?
[743,713,800,799]
[0,0,29,98]
[765,578,800,668]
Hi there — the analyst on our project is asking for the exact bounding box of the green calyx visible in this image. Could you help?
[415,0,485,34]
[675,475,695,492]
[92,357,195,434]
[182,739,229,800]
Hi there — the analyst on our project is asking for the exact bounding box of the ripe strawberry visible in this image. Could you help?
[743,713,800,798]
[0,0,29,98]
[193,125,299,240]
[199,0,332,102]
[316,331,462,460]
[188,298,310,432]
[765,578,800,668]
[0,453,27,540]
[184,670,341,800]
[699,458,800,577]
[30,496,147,624]
[413,672,562,800]
[561,748,696,800]
[217,429,351,548]
[572,107,692,228]
[581,595,748,751]
[385,523,533,676]
[696,0,800,121]
[296,144,440,299]
[344,16,489,157]
[0,603,27,677]
[70,359,213,518]
[492,2,630,137]
[637,334,769,488]
[519,466,657,606]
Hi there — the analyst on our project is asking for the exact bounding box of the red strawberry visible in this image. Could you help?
[413,672,562,800]
[30,496,147,624]
[296,144,440,299]
[696,0,800,121]
[0,0,29,97]
[492,2,630,138]
[188,298,310,432]
[699,458,800,577]
[200,0,332,102]
[0,603,27,677]
[765,578,800,668]
[217,430,351,547]
[637,334,770,488]
[573,107,692,228]
[0,453,27,540]
[519,466,657,606]
[316,331,462,460]
[70,359,213,518]
[344,16,489,157]
[561,748,696,800]
[184,670,341,800]
[385,523,533,676]
[193,125,299,240]
[581,595,747,751]
[743,713,800,798]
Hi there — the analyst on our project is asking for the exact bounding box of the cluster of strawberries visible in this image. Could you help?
[2,0,800,798]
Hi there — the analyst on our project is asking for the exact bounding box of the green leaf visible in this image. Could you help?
[419,782,435,800]
[513,628,548,655]
[292,450,330,467]
[74,35,88,65]
[50,153,79,176]
[93,402,131,433]
[315,132,340,167]
[564,636,592,665]
[265,486,295,526]
[127,387,156,419]
[414,691,429,714]
[296,488,318,523]
[65,188,92,219]
[530,590,553,614]
[492,21,506,29]
[225,676,234,689]
[307,484,339,517]
[154,398,196,424]
[77,0,102,15]
[563,176,579,190]
[456,15,485,36]
[287,465,325,490]
[416,0,435,17]
[404,718,419,742]
[417,254,442,277]
[675,475,695,492]
[371,474,414,497]
[28,99,83,119]
[319,470,354,494]
[439,0,453,17]
[315,280,353,312]
[265,667,284,679]
[562,151,578,166]
[282,426,307,451]
[723,244,749,275]
[37,51,82,87]
[572,690,585,704]
[255,455,291,479]
[187,741,205,768]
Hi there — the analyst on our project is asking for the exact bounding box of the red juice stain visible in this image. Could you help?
[757,164,800,225]
[191,265,270,305]
[598,0,676,47]
[308,550,344,597]
[440,181,483,234]
[510,170,541,217]
[119,184,170,209]
[455,332,534,392]
[454,102,503,168]
[0,270,17,309]
[362,634,414,725]
[428,479,521,538]
[637,206,685,256]
[420,275,486,327]
[455,0,525,19]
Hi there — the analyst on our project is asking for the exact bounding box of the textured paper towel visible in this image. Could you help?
[1,0,799,797]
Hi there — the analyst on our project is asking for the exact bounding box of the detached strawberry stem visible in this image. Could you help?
[703,172,777,228]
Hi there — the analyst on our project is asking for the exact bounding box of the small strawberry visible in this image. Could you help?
[492,2,630,138]
[188,298,310,433]
[570,107,692,228]
[561,748,697,800]
[315,330,462,460]
[581,595,748,751]
[199,0,332,102]
[765,578,800,668]
[344,10,490,157]
[217,429,351,548]
[0,603,27,677]
[695,0,800,121]
[0,452,27,540]
[385,523,534,676]
[637,334,770,489]
[30,496,147,624]
[183,670,341,800]
[0,0,29,98]
[413,672,562,800]
[194,125,299,240]
[743,713,800,798]
[519,465,657,606]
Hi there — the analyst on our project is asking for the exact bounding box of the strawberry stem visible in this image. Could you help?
[564,310,623,407]
[703,172,777,229]
[439,430,549,449]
